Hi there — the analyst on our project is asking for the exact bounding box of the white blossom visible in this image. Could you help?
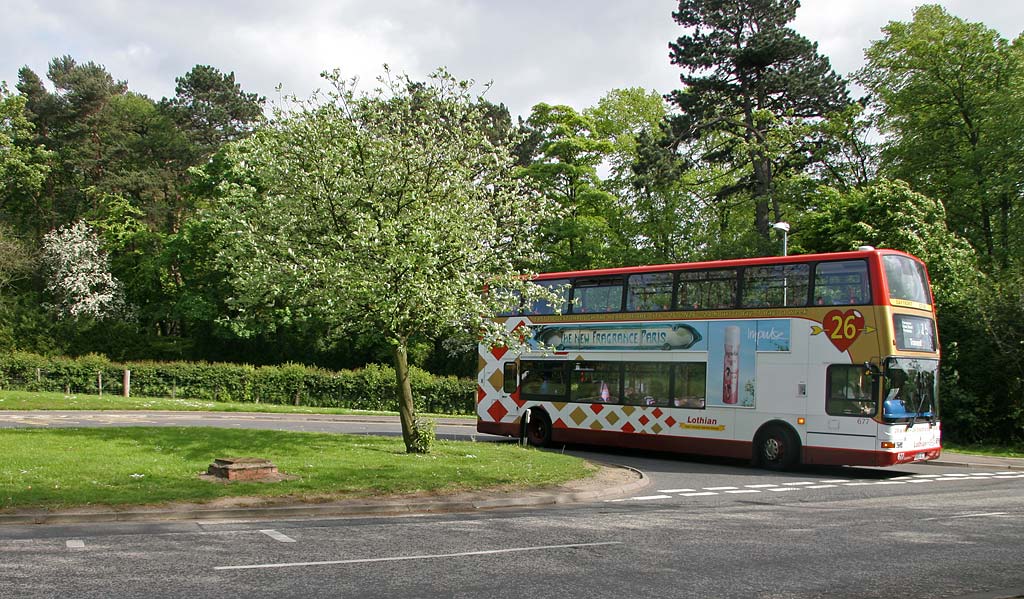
[40,220,130,320]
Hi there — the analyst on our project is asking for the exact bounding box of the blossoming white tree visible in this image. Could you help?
[41,220,128,320]
[210,68,558,452]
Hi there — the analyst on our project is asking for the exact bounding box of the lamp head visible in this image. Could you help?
[771,221,790,233]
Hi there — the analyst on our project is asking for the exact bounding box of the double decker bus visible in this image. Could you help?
[477,248,941,469]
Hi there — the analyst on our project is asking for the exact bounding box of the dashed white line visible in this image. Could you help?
[924,512,1009,521]
[66,540,85,550]
[260,529,296,543]
[616,470,1021,504]
[214,541,624,571]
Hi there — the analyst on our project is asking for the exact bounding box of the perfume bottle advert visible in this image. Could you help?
[722,325,740,404]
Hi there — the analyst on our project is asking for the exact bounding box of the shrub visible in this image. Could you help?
[0,351,475,415]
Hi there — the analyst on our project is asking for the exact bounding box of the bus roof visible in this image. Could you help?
[532,248,921,281]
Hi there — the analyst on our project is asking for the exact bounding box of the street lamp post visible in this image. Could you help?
[772,221,790,256]
[772,221,791,305]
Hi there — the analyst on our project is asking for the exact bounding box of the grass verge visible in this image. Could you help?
[0,427,594,511]
[0,389,465,419]
[943,442,1024,459]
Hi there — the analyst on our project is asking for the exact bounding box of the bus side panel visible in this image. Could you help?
[736,318,811,453]
[551,426,752,460]
[801,305,885,464]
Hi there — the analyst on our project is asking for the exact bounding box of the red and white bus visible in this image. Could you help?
[477,248,941,469]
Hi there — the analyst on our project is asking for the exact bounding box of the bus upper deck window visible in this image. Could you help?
[813,260,871,306]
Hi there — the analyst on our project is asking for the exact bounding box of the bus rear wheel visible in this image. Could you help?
[755,425,799,471]
[524,410,552,447]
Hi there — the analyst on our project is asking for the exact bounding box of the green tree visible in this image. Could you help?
[0,83,55,235]
[517,103,623,271]
[208,68,556,452]
[858,5,1024,267]
[159,65,265,161]
[667,0,850,240]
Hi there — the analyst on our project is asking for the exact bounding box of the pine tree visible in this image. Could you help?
[667,0,849,240]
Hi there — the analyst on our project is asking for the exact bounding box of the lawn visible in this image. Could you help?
[0,389,453,418]
[0,427,594,511]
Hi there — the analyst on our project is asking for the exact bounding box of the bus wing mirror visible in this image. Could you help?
[864,362,882,377]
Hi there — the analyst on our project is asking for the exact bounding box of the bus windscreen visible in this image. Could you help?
[883,255,931,307]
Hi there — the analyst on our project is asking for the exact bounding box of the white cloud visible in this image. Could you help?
[2,0,1021,119]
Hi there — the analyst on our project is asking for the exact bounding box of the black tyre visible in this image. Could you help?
[524,410,552,447]
[755,425,800,470]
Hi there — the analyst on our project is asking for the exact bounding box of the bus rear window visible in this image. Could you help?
[883,255,931,307]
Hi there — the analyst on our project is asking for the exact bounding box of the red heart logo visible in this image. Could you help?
[822,309,865,353]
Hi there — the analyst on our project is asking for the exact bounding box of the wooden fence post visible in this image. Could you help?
[123,369,131,398]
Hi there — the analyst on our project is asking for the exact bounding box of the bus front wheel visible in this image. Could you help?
[755,425,800,470]
[524,410,552,447]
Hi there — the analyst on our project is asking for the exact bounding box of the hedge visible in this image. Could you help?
[0,351,476,415]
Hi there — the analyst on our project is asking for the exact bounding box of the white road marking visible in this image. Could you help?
[66,540,85,550]
[260,529,296,543]
[611,469,1021,505]
[924,512,1009,522]
[214,541,623,571]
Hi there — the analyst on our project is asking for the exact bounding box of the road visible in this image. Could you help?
[1,411,1022,598]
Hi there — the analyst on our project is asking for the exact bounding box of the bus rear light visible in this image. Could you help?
[881,441,896,449]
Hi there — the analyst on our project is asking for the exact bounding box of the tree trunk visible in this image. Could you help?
[391,337,420,453]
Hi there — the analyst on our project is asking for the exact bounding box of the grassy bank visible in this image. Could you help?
[943,442,1024,459]
[0,427,592,511]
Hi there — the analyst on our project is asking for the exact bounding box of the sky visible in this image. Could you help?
[3,1,1023,120]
